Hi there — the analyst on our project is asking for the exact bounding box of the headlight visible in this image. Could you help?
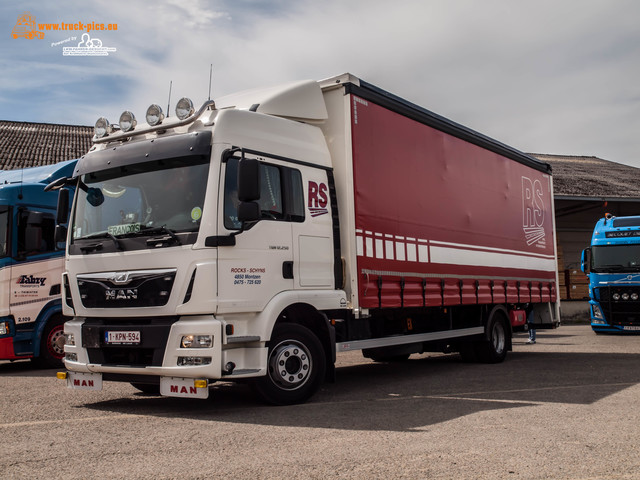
[119,111,137,132]
[0,321,8,335]
[94,117,112,138]
[175,97,194,120]
[592,304,604,320]
[181,334,213,348]
[145,104,164,126]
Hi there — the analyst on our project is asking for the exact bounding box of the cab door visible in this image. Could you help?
[215,154,295,314]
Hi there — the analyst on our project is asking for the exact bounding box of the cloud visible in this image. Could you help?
[1,0,639,167]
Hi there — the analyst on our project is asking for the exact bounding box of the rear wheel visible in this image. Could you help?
[475,312,510,363]
[252,324,326,405]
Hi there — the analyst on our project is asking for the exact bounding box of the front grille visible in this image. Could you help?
[77,269,176,308]
[596,286,640,326]
[82,317,178,367]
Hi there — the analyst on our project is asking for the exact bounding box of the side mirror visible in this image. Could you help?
[238,157,260,202]
[56,189,70,224]
[238,201,260,223]
[581,248,591,274]
[55,225,68,244]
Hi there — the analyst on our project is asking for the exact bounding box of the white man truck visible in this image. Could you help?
[54,73,559,404]
[0,159,76,367]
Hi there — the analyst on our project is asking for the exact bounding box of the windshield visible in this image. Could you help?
[591,244,640,272]
[72,156,209,242]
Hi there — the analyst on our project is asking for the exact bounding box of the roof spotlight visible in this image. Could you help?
[94,117,112,138]
[175,97,194,120]
[146,104,165,126]
[119,111,137,133]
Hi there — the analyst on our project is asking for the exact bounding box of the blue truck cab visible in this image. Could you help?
[582,214,640,333]
[0,159,76,366]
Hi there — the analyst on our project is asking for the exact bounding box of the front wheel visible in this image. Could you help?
[36,316,66,368]
[252,324,326,405]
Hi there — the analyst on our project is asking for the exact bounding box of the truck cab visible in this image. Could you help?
[0,160,76,366]
[582,214,640,333]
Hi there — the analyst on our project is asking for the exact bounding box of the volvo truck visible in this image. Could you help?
[582,214,640,333]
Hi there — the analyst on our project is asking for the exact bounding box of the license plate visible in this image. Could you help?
[67,372,103,391]
[160,377,209,399]
[105,331,141,344]
[623,326,640,331]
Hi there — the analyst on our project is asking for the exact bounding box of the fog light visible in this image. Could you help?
[175,97,194,120]
[0,321,8,335]
[119,111,137,132]
[94,117,111,138]
[177,356,212,366]
[65,353,78,362]
[145,104,164,126]
[65,333,75,346]
[181,335,212,348]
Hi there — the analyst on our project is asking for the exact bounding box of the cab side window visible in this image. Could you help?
[224,157,305,229]
[17,209,56,258]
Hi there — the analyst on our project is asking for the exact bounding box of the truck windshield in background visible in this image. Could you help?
[591,245,640,272]
[72,156,210,248]
[0,207,8,257]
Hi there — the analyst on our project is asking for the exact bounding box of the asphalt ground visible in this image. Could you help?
[1,324,639,479]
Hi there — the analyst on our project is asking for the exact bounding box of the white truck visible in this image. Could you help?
[55,74,559,404]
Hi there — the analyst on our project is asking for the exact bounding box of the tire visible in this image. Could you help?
[252,323,326,405]
[130,383,161,395]
[36,316,66,368]
[475,312,510,364]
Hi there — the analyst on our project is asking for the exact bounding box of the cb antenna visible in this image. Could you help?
[208,64,213,101]
[166,80,173,117]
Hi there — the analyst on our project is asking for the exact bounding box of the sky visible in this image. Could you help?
[1,0,640,167]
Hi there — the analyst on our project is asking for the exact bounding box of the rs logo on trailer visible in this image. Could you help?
[522,176,546,247]
[308,181,328,217]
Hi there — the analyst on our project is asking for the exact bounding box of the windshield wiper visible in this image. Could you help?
[140,225,182,246]
[77,232,123,251]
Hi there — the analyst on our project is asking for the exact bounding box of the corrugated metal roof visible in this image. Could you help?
[0,120,92,170]
[532,154,640,199]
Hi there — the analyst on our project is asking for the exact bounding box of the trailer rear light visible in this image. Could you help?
[632,293,639,301]
[622,293,630,301]
[94,117,112,138]
[613,293,621,301]
[145,104,164,126]
[119,111,137,132]
[175,97,194,120]
[177,356,212,366]
[0,321,8,335]
[181,335,213,348]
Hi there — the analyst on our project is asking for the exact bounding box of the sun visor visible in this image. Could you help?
[74,131,212,177]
